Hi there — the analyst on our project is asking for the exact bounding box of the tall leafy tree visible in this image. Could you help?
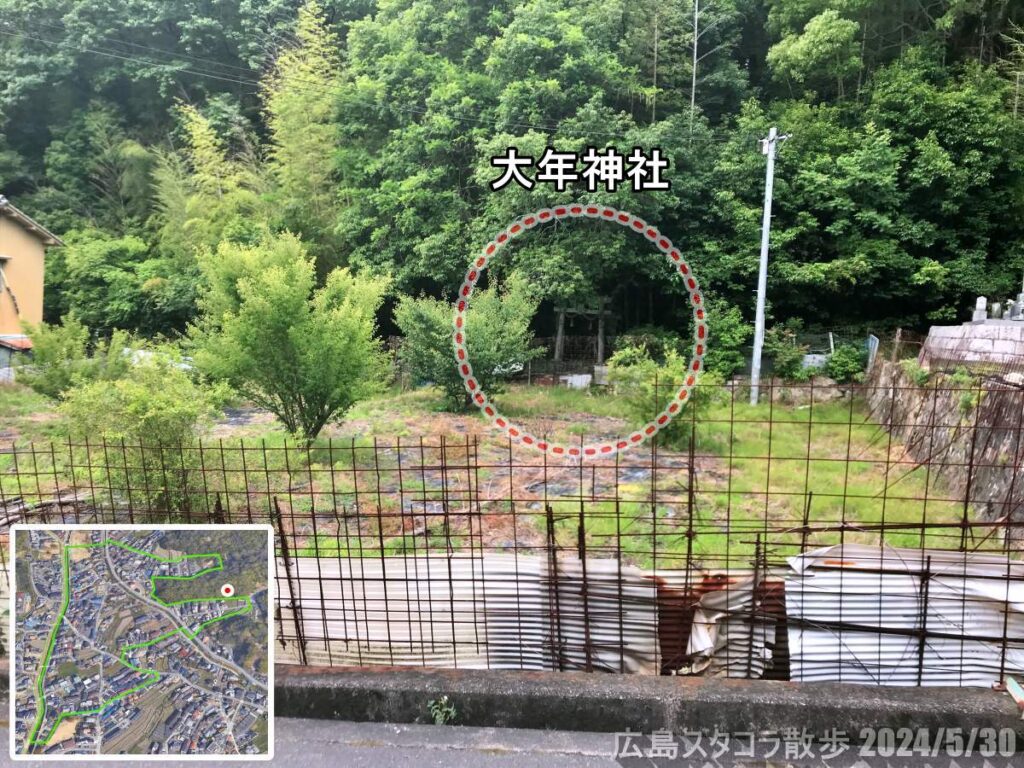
[768,10,861,98]
[162,102,268,254]
[5,0,1024,340]
[263,0,345,269]
[193,232,390,441]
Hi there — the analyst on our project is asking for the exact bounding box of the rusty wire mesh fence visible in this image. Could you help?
[3,364,1024,685]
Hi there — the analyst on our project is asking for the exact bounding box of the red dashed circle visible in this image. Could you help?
[453,205,707,458]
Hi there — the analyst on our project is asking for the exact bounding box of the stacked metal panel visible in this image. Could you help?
[276,553,661,673]
[785,544,1024,687]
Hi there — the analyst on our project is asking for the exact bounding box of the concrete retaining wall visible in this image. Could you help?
[274,665,1024,738]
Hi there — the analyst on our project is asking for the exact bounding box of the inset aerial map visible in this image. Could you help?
[12,526,272,758]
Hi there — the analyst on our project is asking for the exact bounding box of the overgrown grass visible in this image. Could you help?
[1,381,983,567]
[658,396,964,563]
[494,384,626,420]
[296,531,463,558]
[0,384,52,418]
[538,391,975,569]
[0,384,63,443]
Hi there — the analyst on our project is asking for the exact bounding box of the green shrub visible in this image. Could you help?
[60,348,229,516]
[193,233,389,441]
[948,366,975,388]
[792,363,823,382]
[607,344,724,450]
[18,316,132,399]
[395,274,543,411]
[428,695,457,725]
[614,325,684,364]
[702,298,752,378]
[604,342,651,369]
[900,359,930,386]
[947,366,981,417]
[53,229,199,336]
[826,343,866,383]
[613,298,751,380]
[607,344,688,423]
[764,321,808,380]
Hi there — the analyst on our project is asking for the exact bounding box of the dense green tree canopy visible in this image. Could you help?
[3,0,1024,338]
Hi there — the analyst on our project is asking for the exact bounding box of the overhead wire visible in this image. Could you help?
[0,19,751,145]
[21,16,281,78]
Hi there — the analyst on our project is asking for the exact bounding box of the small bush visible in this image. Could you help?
[764,321,807,380]
[395,274,542,411]
[61,348,229,515]
[604,342,651,369]
[948,366,980,417]
[702,298,752,378]
[900,359,930,387]
[607,344,724,450]
[18,316,131,399]
[792,362,823,382]
[614,298,751,379]
[947,366,975,389]
[614,325,684,363]
[826,343,866,383]
[428,695,457,725]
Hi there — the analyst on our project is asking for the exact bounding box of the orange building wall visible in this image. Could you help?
[0,213,46,336]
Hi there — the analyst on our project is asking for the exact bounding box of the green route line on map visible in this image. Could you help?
[25,539,252,752]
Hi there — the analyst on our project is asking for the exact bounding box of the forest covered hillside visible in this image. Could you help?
[2,0,1024,336]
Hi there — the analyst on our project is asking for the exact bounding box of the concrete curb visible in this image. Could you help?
[275,665,1024,739]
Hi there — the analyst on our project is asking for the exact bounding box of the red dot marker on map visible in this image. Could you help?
[220,583,235,598]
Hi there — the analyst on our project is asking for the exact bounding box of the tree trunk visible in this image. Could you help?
[554,308,566,362]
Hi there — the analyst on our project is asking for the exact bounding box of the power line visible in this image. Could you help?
[0,20,748,144]
[0,26,266,90]
[21,17,277,78]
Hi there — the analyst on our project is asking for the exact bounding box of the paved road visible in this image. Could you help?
[1,710,618,766]
[5,703,1022,767]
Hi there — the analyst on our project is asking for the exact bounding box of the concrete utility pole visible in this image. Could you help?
[749,126,789,406]
[690,0,699,136]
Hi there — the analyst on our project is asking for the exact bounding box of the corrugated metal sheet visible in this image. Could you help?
[274,544,1021,685]
[683,573,776,678]
[786,544,1024,687]
[275,555,780,679]
[276,554,661,673]
[649,571,784,678]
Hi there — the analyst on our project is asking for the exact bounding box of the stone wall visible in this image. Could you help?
[867,360,1024,528]
[920,321,1024,369]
